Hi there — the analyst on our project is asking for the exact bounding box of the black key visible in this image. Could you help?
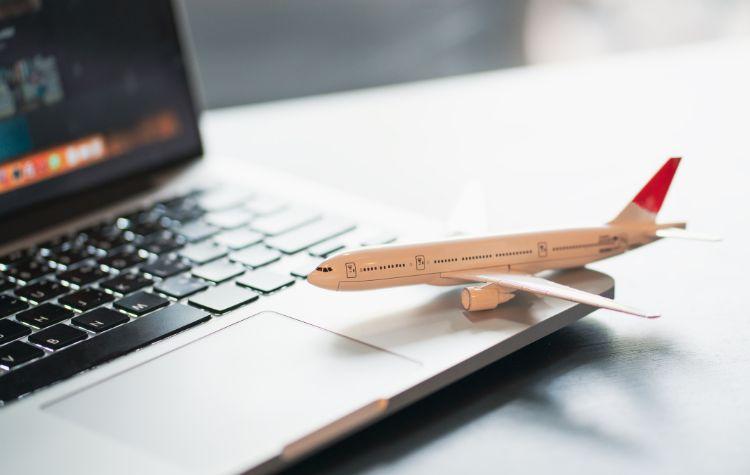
[29,324,87,351]
[179,241,228,264]
[266,218,355,254]
[140,255,191,278]
[48,246,90,268]
[191,261,245,283]
[16,304,73,329]
[98,245,146,271]
[126,220,165,239]
[114,291,169,315]
[159,196,204,222]
[139,231,186,255]
[236,270,295,294]
[72,307,129,333]
[155,275,209,299]
[58,264,108,288]
[87,232,130,252]
[250,207,320,236]
[0,249,34,270]
[230,245,281,269]
[100,273,152,295]
[58,288,114,312]
[0,278,15,292]
[188,284,258,314]
[15,279,68,304]
[173,221,219,242]
[6,260,52,284]
[0,295,28,318]
[0,304,210,402]
[0,341,44,370]
[0,319,32,345]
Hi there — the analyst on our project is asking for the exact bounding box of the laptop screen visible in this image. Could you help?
[0,0,201,217]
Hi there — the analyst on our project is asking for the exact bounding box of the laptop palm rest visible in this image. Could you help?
[45,312,423,474]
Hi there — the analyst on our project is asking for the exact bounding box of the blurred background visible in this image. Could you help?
[183,0,750,110]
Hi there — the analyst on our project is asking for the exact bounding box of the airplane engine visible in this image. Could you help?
[461,285,514,311]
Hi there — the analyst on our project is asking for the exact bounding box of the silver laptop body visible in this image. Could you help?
[0,2,612,473]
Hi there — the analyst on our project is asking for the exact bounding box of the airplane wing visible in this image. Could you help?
[443,269,659,319]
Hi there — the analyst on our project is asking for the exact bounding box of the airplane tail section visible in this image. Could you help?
[609,157,681,224]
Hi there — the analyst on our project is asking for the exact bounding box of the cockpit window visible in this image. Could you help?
[315,266,334,273]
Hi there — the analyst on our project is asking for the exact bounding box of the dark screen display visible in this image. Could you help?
[0,0,201,216]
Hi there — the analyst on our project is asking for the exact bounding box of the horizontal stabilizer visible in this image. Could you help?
[655,227,722,241]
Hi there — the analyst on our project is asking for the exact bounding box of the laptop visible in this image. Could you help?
[0,1,614,473]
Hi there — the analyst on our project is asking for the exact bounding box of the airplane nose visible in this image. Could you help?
[308,269,337,290]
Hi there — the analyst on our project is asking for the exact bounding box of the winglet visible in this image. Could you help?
[610,157,681,224]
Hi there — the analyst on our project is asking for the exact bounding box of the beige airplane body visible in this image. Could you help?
[308,158,716,318]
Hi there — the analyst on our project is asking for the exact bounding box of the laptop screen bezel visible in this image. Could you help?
[0,0,204,220]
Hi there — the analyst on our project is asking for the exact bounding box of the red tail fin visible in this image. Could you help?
[631,157,681,213]
[610,157,681,224]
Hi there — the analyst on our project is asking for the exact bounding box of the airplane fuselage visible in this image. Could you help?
[309,223,665,292]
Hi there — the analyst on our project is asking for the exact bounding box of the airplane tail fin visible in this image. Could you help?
[609,157,681,224]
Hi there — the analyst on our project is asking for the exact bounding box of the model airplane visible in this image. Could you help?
[308,158,717,318]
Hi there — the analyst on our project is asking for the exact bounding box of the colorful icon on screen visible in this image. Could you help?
[48,153,61,170]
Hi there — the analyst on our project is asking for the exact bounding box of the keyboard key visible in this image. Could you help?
[204,209,253,229]
[114,291,169,315]
[16,304,73,329]
[0,304,210,402]
[58,288,114,312]
[6,260,52,284]
[0,341,44,370]
[189,284,258,314]
[236,270,295,294]
[72,307,129,333]
[48,246,90,268]
[0,319,32,345]
[29,324,87,351]
[290,256,322,278]
[213,228,264,250]
[360,232,397,246]
[192,261,244,283]
[197,188,253,211]
[244,196,286,216]
[155,275,209,299]
[230,245,281,269]
[141,255,191,278]
[250,208,320,236]
[0,249,35,271]
[87,231,130,252]
[0,295,29,318]
[179,241,227,264]
[15,279,67,304]
[100,273,152,295]
[266,218,355,254]
[58,264,108,288]
[308,240,346,258]
[0,278,15,292]
[173,221,219,242]
[98,245,146,271]
[139,231,186,255]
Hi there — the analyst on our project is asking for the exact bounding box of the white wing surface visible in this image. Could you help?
[444,269,659,318]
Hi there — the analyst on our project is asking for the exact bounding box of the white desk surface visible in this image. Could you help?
[201,38,750,474]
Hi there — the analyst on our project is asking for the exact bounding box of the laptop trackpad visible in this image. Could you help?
[45,312,421,474]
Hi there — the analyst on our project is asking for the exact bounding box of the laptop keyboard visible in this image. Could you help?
[0,187,395,404]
